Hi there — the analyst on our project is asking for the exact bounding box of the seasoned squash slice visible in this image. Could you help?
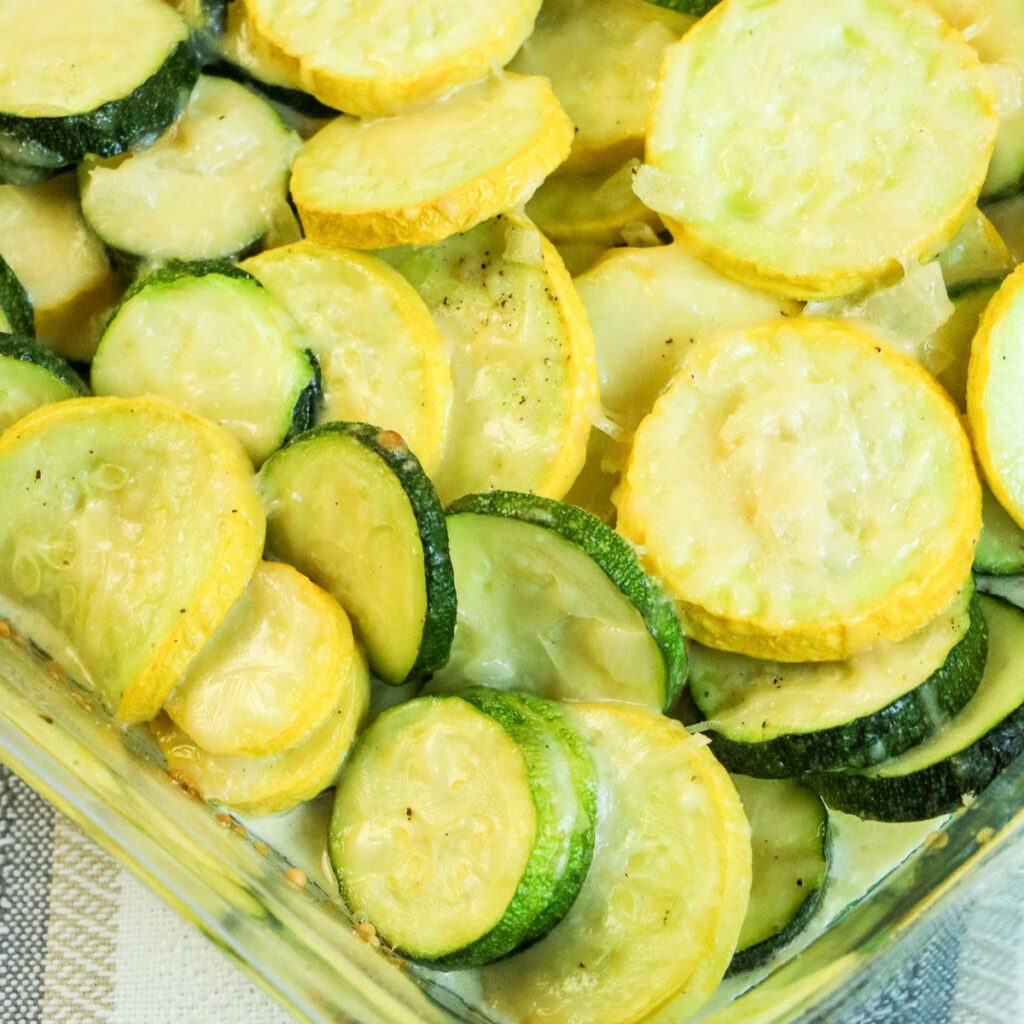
[0,396,265,722]
[634,0,998,299]
[617,318,980,661]
[291,75,573,250]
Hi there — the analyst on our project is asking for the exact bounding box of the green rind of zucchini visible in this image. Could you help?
[701,591,989,778]
[285,349,322,442]
[98,222,267,278]
[445,490,688,710]
[643,0,718,14]
[207,60,339,119]
[0,42,200,167]
[0,334,89,395]
[0,257,34,337]
[974,487,1024,576]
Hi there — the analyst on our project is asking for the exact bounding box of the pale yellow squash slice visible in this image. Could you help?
[164,561,361,758]
[478,704,751,1024]
[617,318,980,661]
[381,212,598,504]
[242,242,450,474]
[220,0,307,93]
[0,397,265,722]
[242,0,541,118]
[634,0,997,300]
[291,75,573,250]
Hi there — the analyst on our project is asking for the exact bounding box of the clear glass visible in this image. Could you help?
[2,627,1022,1024]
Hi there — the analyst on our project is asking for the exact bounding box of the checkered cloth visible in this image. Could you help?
[0,764,1020,1024]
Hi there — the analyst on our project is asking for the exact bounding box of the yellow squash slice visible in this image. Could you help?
[634,0,998,300]
[617,318,980,661]
[0,397,265,722]
[478,704,751,1024]
[382,212,598,504]
[242,0,541,118]
[243,242,451,474]
[291,75,573,250]
[164,561,361,758]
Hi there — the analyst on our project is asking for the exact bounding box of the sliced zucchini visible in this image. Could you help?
[153,655,368,816]
[634,0,997,299]
[243,0,542,118]
[617,318,981,661]
[975,486,1024,576]
[0,156,57,188]
[164,561,361,757]
[644,1,717,12]
[163,0,227,59]
[730,776,828,974]
[809,595,1024,822]
[241,241,451,476]
[978,573,1024,608]
[509,0,695,171]
[0,0,199,167]
[92,261,318,466]
[428,491,687,711]
[0,174,122,361]
[0,256,33,337]
[80,76,300,264]
[938,209,1014,295]
[0,396,265,722]
[291,75,572,250]
[986,192,1024,262]
[257,422,456,685]
[478,704,751,1024]
[381,212,599,504]
[930,281,1000,409]
[0,334,88,433]
[689,584,987,777]
[329,690,594,968]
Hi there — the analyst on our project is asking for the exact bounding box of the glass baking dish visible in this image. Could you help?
[2,623,1022,1024]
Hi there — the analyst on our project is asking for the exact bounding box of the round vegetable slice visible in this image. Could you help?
[633,0,998,299]
[257,422,455,685]
[242,0,541,118]
[0,396,265,722]
[478,704,751,1024]
[0,333,88,433]
[291,75,572,250]
[429,491,687,711]
[976,485,1024,576]
[617,318,981,661]
[937,208,1013,296]
[164,560,359,757]
[242,242,451,476]
[0,256,33,337]
[929,280,1000,410]
[92,261,319,467]
[0,0,200,167]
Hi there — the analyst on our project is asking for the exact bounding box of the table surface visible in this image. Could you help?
[1,764,1020,1024]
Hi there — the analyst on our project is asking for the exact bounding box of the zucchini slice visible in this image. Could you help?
[242,0,541,118]
[730,776,829,974]
[645,1,717,12]
[938,209,1014,296]
[986,192,1024,262]
[930,281,1000,410]
[508,0,695,171]
[257,422,456,685]
[429,491,687,711]
[976,485,1024,576]
[381,212,598,504]
[689,584,987,777]
[241,241,451,476]
[478,704,751,1024]
[978,573,1024,608]
[0,396,265,722]
[152,652,368,816]
[0,0,199,167]
[329,690,595,968]
[634,0,997,300]
[0,334,88,433]
[0,256,33,337]
[809,595,1024,822]
[617,318,981,662]
[0,174,121,361]
[291,75,572,250]
[80,76,300,264]
[164,561,360,757]
[92,261,318,466]
[163,0,227,58]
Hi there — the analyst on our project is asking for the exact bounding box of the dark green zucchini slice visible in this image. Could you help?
[689,583,988,777]
[257,421,456,685]
[975,485,1024,576]
[809,595,1024,822]
[0,257,33,337]
[643,0,718,14]
[0,333,88,432]
[978,573,1024,609]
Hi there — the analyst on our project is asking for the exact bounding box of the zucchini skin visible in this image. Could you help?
[0,334,89,395]
[701,591,989,778]
[446,490,688,709]
[285,349,322,443]
[643,1,718,15]
[0,42,200,167]
[208,61,338,119]
[0,257,34,337]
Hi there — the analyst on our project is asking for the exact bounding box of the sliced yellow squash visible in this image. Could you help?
[0,396,265,722]
[220,0,307,93]
[291,75,573,250]
[243,242,451,475]
[617,318,980,661]
[932,282,1000,409]
[242,0,541,118]
[381,212,598,504]
[164,561,361,758]
[634,0,997,300]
